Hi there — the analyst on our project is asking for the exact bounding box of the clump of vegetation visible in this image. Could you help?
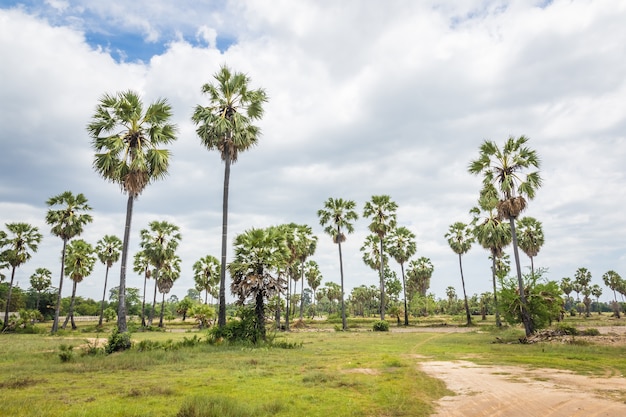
[58,344,74,362]
[373,320,389,332]
[177,395,258,417]
[105,328,132,353]
[2,309,44,333]
[207,307,259,344]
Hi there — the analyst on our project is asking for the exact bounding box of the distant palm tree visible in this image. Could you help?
[445,222,474,326]
[516,217,544,277]
[46,191,93,333]
[192,66,268,328]
[574,267,592,317]
[304,260,322,318]
[133,250,152,326]
[318,197,358,330]
[88,90,178,333]
[363,195,398,321]
[139,221,181,326]
[360,234,389,316]
[293,225,317,320]
[95,235,122,326]
[1,223,43,329]
[157,255,181,327]
[193,255,220,305]
[406,257,434,298]
[30,268,52,312]
[590,284,602,314]
[229,227,289,342]
[62,239,96,330]
[602,270,622,318]
[386,226,417,325]
[468,136,542,336]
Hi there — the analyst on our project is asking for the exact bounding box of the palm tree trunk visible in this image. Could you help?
[141,274,148,327]
[35,292,41,312]
[510,217,533,336]
[285,273,291,331]
[378,238,386,321]
[255,291,266,342]
[338,227,347,330]
[401,262,408,326]
[218,151,231,328]
[491,254,501,327]
[458,254,472,326]
[98,266,110,327]
[62,280,78,330]
[2,267,17,329]
[530,256,535,278]
[117,194,135,333]
[299,268,305,320]
[159,292,165,327]
[51,239,68,334]
[149,269,159,326]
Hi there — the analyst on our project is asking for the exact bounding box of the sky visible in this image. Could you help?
[1,0,625,306]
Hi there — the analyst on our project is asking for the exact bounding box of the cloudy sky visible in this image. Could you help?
[1,0,625,306]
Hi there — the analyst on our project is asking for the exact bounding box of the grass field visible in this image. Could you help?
[1,315,625,416]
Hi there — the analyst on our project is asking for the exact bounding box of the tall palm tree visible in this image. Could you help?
[445,222,474,326]
[363,195,398,321]
[468,136,542,336]
[517,216,544,277]
[602,270,622,318]
[192,66,268,328]
[470,191,511,328]
[294,225,317,320]
[157,255,181,327]
[304,260,322,318]
[229,227,289,342]
[95,235,122,326]
[46,191,93,333]
[139,221,182,326]
[30,267,52,312]
[193,255,220,305]
[318,197,358,330]
[1,223,43,329]
[386,226,417,325]
[560,277,574,311]
[133,250,152,326]
[62,239,96,330]
[88,90,178,333]
[574,267,592,317]
[406,257,434,297]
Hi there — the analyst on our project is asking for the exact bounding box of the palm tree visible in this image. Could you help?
[360,234,389,315]
[1,223,43,329]
[590,284,602,314]
[471,192,511,328]
[139,221,182,326]
[193,255,220,305]
[318,197,358,330]
[574,267,592,317]
[517,217,544,277]
[290,225,317,320]
[445,222,474,326]
[304,260,322,318]
[229,227,289,342]
[46,191,93,334]
[62,239,96,330]
[95,235,122,326]
[30,268,52,312]
[88,90,178,333]
[602,270,622,318]
[157,255,181,327]
[192,66,268,328]
[468,136,542,336]
[386,226,417,325]
[406,257,434,316]
[133,250,151,326]
[363,195,398,321]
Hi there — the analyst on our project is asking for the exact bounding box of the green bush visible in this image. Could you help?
[581,328,600,336]
[373,320,389,332]
[207,307,260,344]
[105,329,132,353]
[58,344,74,362]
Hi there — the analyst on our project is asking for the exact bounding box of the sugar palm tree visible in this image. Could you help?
[30,267,52,312]
[318,197,358,330]
[1,223,43,329]
[192,66,268,328]
[46,191,93,333]
[468,136,542,336]
[590,284,602,314]
[88,90,178,333]
[406,257,434,297]
[95,235,122,326]
[133,250,152,327]
[304,260,322,318]
[386,226,417,325]
[470,191,511,327]
[293,225,317,320]
[139,221,181,326]
[602,270,622,318]
[516,216,544,277]
[574,267,592,317]
[193,255,220,305]
[229,227,289,342]
[445,222,474,326]
[157,255,181,327]
[62,239,96,330]
[363,195,397,321]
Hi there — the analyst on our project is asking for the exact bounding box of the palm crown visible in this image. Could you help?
[318,198,358,243]
[46,191,93,241]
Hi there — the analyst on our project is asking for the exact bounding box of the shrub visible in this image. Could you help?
[373,320,389,332]
[105,329,132,353]
[581,328,600,336]
[58,344,74,362]
[207,307,260,344]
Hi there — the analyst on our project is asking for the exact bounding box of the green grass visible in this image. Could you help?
[1,316,625,416]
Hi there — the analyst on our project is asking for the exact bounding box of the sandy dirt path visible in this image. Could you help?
[420,360,626,417]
